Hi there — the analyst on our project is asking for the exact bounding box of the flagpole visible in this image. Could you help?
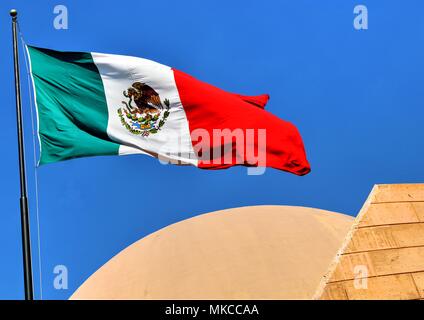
[10,9,34,301]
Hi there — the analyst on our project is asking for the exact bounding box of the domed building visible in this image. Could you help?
[71,184,424,300]
[71,205,353,299]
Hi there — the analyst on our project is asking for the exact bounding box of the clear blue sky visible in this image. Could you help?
[1,0,423,299]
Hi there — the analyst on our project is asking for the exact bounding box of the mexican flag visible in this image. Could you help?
[27,46,310,175]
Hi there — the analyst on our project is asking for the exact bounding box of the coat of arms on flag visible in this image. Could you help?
[118,82,170,137]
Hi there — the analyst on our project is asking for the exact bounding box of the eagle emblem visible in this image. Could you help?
[117,82,170,136]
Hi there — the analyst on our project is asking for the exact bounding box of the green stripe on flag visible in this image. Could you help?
[27,46,119,165]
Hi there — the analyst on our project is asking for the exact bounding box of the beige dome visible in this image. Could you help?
[71,205,353,300]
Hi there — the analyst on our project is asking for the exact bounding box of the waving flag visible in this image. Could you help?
[27,46,310,175]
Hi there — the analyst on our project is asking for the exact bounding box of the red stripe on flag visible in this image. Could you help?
[173,69,311,176]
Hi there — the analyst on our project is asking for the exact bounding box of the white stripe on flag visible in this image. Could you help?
[91,52,198,166]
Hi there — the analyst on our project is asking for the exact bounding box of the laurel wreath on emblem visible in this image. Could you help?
[117,82,170,137]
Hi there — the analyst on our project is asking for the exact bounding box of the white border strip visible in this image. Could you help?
[24,45,42,166]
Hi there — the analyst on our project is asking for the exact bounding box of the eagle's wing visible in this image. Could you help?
[142,84,162,107]
[146,95,162,107]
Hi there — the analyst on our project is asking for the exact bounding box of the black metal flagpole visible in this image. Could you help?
[10,9,34,301]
